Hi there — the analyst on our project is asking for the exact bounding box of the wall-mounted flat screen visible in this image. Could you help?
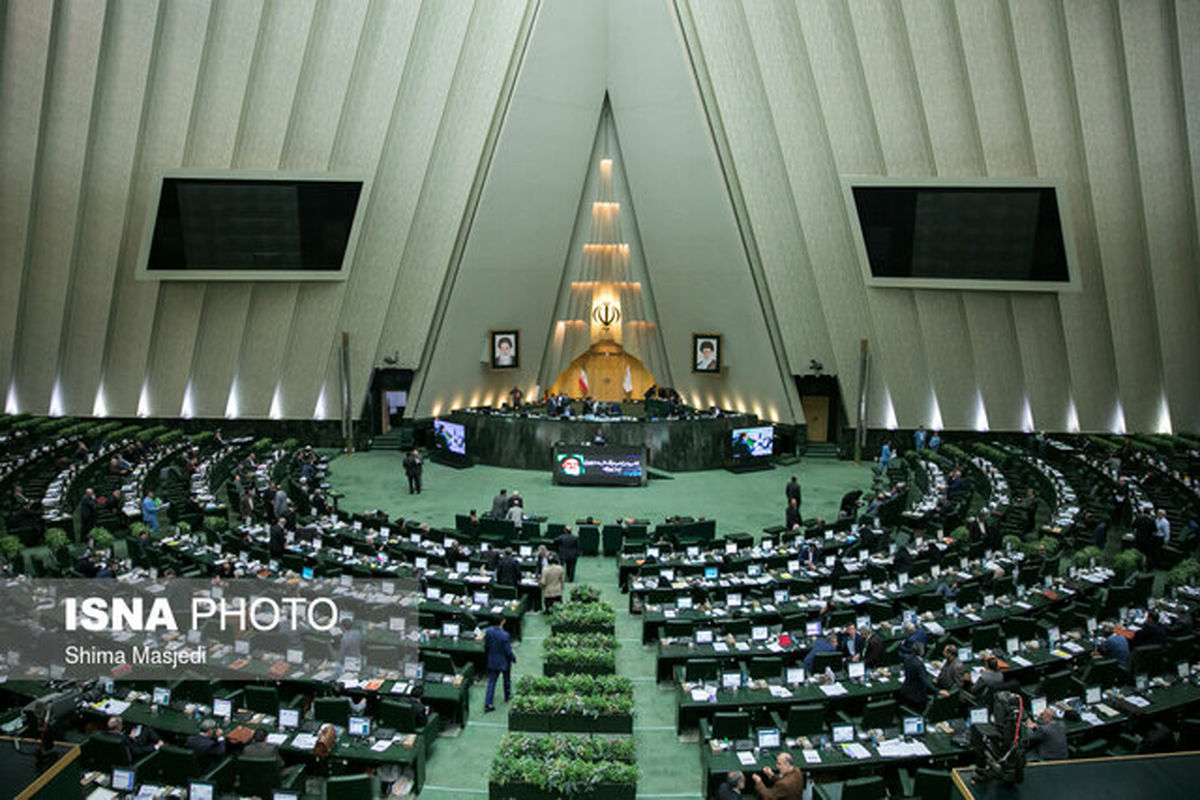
[731,426,773,459]
[843,178,1077,291]
[138,170,368,281]
[432,419,466,456]
[552,444,646,486]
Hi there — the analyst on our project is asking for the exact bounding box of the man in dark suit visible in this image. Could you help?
[490,489,508,519]
[1026,708,1068,761]
[496,549,521,588]
[1133,611,1168,650]
[716,771,745,800]
[403,450,423,494]
[899,642,947,710]
[185,719,226,771]
[862,626,886,668]
[785,497,802,531]
[79,488,97,538]
[556,525,581,582]
[483,616,516,712]
[269,517,287,559]
[840,623,866,662]
[785,476,802,508]
[241,727,283,769]
[107,716,161,760]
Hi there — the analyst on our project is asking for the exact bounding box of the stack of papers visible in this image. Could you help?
[290,733,319,750]
[802,749,822,764]
[768,685,793,698]
[1125,696,1150,708]
[819,682,847,696]
[842,742,872,759]
[736,751,758,766]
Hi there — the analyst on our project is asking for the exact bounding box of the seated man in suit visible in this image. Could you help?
[107,716,161,759]
[185,719,226,772]
[751,751,803,799]
[241,727,283,769]
[716,771,745,800]
[1026,708,1068,761]
[802,631,840,674]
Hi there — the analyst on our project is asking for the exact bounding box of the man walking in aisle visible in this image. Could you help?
[403,449,423,494]
[483,616,516,713]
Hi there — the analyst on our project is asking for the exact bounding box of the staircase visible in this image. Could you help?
[804,442,840,460]
[371,428,411,452]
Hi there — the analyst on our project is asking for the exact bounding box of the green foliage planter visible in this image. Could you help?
[489,735,636,800]
[569,585,602,604]
[1166,559,1200,589]
[543,633,618,676]
[550,601,616,635]
[507,709,550,733]
[1072,546,1107,568]
[0,535,24,573]
[1112,548,1143,580]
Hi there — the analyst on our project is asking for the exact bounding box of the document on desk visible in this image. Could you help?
[802,749,822,764]
[266,733,289,746]
[925,622,945,635]
[1080,712,1103,727]
[371,739,393,752]
[768,685,793,698]
[734,641,751,651]
[965,613,982,622]
[1011,656,1032,667]
[712,642,729,653]
[736,751,758,767]
[819,682,847,696]
[1125,696,1150,708]
[93,699,131,715]
[690,689,711,702]
[842,742,872,759]
[290,733,319,750]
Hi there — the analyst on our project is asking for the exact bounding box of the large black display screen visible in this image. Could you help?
[552,444,646,487]
[146,178,363,273]
[851,186,1070,283]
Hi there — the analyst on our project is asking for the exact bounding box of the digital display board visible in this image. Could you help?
[731,426,773,459]
[552,444,646,486]
[432,419,466,455]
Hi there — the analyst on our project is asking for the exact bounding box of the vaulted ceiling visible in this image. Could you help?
[2,0,1197,433]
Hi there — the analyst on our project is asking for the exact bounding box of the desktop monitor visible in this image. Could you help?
[757,728,782,749]
[404,663,424,680]
[1006,636,1020,654]
[677,596,693,610]
[721,672,742,691]
[189,782,215,800]
[831,724,855,743]
[774,590,789,604]
[152,687,171,706]
[786,667,805,685]
[727,593,743,607]
[441,622,460,638]
[902,717,925,736]
[647,547,660,559]
[695,629,714,645]
[747,564,761,577]
[212,698,232,719]
[273,793,300,800]
[818,585,832,599]
[661,568,675,582]
[348,716,370,736]
[1030,697,1047,717]
[425,587,440,601]
[859,578,872,592]
[805,621,822,637]
[415,557,428,570]
[687,546,700,558]
[704,566,719,580]
[455,560,469,573]
[112,768,136,792]
[751,626,769,642]
[1136,674,1149,691]
[519,545,532,557]
[969,707,989,726]
[1178,662,1190,679]
[302,566,314,580]
[473,591,489,605]
[848,662,866,680]
[1085,686,1102,705]
[726,542,738,554]
[960,647,974,662]
[278,707,300,729]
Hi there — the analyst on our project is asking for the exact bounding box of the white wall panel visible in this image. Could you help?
[0,0,55,408]
[10,0,106,414]
[1118,0,1200,431]
[98,0,212,416]
[1063,0,1164,432]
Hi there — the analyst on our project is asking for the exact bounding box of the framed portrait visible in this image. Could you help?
[490,330,519,370]
[692,333,721,373]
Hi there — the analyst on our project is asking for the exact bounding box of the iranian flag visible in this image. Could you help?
[578,367,590,395]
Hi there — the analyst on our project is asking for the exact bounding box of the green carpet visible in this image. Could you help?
[326,453,874,798]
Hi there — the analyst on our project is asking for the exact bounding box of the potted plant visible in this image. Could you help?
[1165,558,1200,590]
[90,527,115,556]
[43,527,71,561]
[1071,545,1106,569]
[0,535,24,573]
[1112,548,1143,581]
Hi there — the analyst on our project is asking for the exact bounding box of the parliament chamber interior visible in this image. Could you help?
[1,2,1198,799]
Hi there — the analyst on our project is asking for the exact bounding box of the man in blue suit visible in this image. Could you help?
[483,616,516,713]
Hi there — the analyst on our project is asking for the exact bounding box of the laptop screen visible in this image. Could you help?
[969,707,989,725]
[848,662,866,679]
[902,717,925,736]
[751,626,769,641]
[757,728,781,749]
[831,724,854,743]
[112,768,136,792]
[212,698,232,719]
[721,672,741,690]
[695,629,714,645]
[278,707,300,729]
[348,716,370,736]
[786,667,805,685]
